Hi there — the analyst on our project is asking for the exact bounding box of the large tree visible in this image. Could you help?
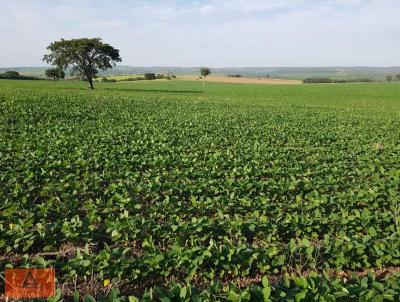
[43,38,122,89]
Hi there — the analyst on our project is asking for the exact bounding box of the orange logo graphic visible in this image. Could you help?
[5,268,55,298]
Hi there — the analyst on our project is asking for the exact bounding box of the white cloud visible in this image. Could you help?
[1,0,400,66]
[82,20,127,29]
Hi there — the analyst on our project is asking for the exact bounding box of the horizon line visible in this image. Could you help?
[2,65,400,69]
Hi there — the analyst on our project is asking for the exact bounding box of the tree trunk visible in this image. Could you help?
[88,77,94,89]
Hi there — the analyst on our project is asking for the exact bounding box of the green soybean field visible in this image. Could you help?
[1,79,400,301]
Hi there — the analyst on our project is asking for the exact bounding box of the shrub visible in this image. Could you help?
[120,77,145,81]
[303,77,374,84]
[303,77,333,83]
[4,71,20,77]
[344,78,373,83]
[144,73,156,80]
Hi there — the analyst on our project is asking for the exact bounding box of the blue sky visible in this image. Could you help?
[1,0,400,67]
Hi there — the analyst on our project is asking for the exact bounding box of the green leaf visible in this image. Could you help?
[84,295,96,302]
[295,289,307,302]
[262,276,269,288]
[180,286,187,299]
[262,287,271,300]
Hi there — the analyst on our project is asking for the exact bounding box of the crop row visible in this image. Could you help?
[44,272,400,302]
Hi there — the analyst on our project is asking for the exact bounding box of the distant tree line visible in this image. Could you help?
[101,77,117,82]
[156,73,176,80]
[101,73,177,83]
[0,71,39,80]
[386,74,400,82]
[227,74,271,78]
[303,77,374,84]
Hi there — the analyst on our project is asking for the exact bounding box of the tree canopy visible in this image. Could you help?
[200,68,211,77]
[144,73,156,80]
[200,67,211,88]
[43,38,122,89]
[45,68,65,81]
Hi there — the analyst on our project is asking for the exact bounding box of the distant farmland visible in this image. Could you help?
[179,75,302,85]
[2,65,400,80]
